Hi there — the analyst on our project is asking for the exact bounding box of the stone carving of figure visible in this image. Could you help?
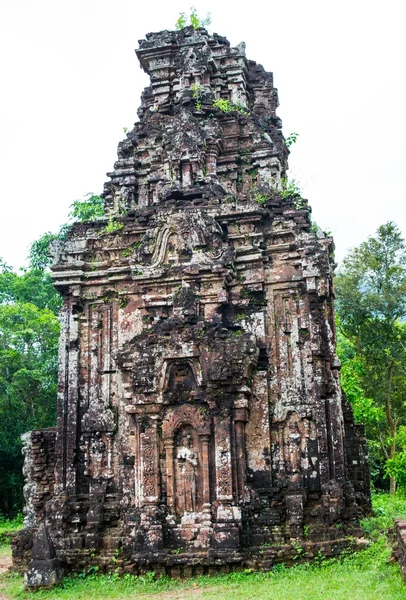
[284,414,301,474]
[89,432,106,480]
[259,157,282,191]
[176,432,198,513]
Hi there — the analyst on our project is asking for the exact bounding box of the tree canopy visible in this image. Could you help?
[0,263,61,515]
[335,222,406,493]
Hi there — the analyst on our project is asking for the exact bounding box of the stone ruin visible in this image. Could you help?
[13,25,371,585]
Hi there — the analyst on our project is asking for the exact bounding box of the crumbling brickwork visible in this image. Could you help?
[12,429,56,570]
[394,520,406,584]
[14,25,370,580]
[21,429,56,529]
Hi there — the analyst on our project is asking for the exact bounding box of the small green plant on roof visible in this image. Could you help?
[213,98,233,112]
[212,98,249,114]
[191,83,203,110]
[251,187,268,205]
[176,7,211,30]
[310,221,322,235]
[254,192,268,205]
[101,216,124,235]
[285,132,299,148]
[280,177,302,199]
[234,102,249,114]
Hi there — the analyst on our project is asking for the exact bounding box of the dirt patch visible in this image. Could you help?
[136,585,221,599]
[0,556,11,577]
[0,552,12,599]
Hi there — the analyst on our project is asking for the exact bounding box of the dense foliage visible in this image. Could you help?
[0,263,61,516]
[0,194,105,516]
[335,222,406,492]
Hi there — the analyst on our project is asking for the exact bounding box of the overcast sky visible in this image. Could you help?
[1,0,405,269]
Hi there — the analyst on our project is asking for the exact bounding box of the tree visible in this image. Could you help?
[0,262,60,515]
[28,194,103,270]
[335,222,406,493]
[0,193,103,515]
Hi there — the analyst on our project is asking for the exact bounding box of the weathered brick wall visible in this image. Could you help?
[394,520,406,583]
[342,398,371,513]
[21,428,56,528]
[12,429,56,570]
[14,25,371,579]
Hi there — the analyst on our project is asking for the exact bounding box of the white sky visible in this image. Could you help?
[1,0,405,269]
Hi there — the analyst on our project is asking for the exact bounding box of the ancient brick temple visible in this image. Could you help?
[14,26,370,581]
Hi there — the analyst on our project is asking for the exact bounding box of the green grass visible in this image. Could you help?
[0,514,23,546]
[361,492,406,539]
[1,494,406,599]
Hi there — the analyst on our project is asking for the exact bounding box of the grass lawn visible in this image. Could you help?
[0,515,23,546]
[0,494,405,600]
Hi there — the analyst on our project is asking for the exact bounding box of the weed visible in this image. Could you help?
[191,83,203,110]
[100,218,124,235]
[231,329,243,337]
[236,170,243,191]
[303,525,310,539]
[176,7,211,30]
[285,132,299,148]
[251,187,268,205]
[280,177,302,199]
[212,98,249,115]
[291,542,305,560]
[313,550,327,566]
[119,296,129,309]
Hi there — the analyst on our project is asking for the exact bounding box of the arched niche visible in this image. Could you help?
[161,359,203,403]
[162,405,211,515]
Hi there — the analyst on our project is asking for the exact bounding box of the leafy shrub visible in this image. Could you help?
[176,7,211,30]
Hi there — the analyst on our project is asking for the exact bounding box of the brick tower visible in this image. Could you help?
[14,26,370,583]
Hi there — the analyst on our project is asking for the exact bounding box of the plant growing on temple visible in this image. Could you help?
[101,215,124,235]
[212,98,248,114]
[175,7,211,30]
[251,188,268,205]
[69,193,104,222]
[212,98,233,112]
[285,132,299,148]
[280,177,302,199]
[191,83,202,110]
[335,222,406,493]
[28,226,68,270]
[28,194,105,270]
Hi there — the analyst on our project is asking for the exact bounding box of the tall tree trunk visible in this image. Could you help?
[384,363,396,494]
